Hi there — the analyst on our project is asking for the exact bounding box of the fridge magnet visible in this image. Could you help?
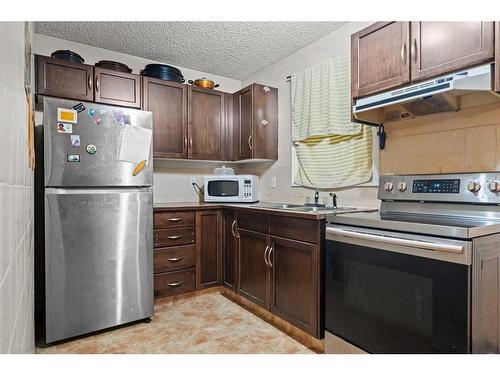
[94,117,102,125]
[87,108,96,116]
[132,160,147,176]
[70,135,81,147]
[57,108,78,124]
[99,109,106,116]
[72,103,86,113]
[86,144,97,155]
[57,123,73,134]
[112,110,131,126]
[66,154,80,162]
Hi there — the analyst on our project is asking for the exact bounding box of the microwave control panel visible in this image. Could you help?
[243,179,253,197]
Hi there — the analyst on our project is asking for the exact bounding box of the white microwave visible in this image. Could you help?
[204,175,259,203]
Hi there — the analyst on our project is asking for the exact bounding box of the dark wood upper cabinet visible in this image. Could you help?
[221,209,238,291]
[143,77,188,159]
[237,228,270,310]
[495,22,500,92]
[36,55,94,102]
[232,84,278,161]
[94,67,140,108]
[411,22,494,82]
[351,22,410,98]
[236,85,253,159]
[188,86,225,160]
[195,210,221,289]
[270,236,318,336]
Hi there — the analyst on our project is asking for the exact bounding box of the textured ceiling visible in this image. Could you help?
[35,22,346,80]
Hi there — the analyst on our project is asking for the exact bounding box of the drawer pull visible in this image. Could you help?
[167,281,184,287]
[168,217,183,222]
[167,235,183,240]
[167,256,183,262]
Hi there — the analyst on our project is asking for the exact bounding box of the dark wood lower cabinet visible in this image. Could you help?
[237,228,271,310]
[195,210,221,289]
[222,210,238,291]
[270,236,318,336]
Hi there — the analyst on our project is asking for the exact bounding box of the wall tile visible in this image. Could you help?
[465,152,496,171]
[437,130,465,155]
[465,126,496,153]
[0,22,35,354]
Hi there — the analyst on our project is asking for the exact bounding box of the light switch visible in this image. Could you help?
[270,176,277,188]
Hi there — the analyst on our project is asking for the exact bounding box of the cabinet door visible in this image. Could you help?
[222,210,238,290]
[237,229,270,309]
[495,22,500,92]
[411,22,494,82]
[253,84,278,160]
[188,87,225,160]
[270,236,319,336]
[236,85,253,160]
[351,22,410,98]
[36,55,94,101]
[195,210,221,289]
[94,67,140,108]
[142,77,187,159]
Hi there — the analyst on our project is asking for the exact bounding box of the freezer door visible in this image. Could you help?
[44,188,153,343]
[43,97,153,187]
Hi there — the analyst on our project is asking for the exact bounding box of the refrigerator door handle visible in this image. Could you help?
[46,187,153,194]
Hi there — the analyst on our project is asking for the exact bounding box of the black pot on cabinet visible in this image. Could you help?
[140,64,184,83]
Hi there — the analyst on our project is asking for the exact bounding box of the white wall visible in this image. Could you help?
[240,22,380,209]
[0,22,35,353]
[34,34,242,203]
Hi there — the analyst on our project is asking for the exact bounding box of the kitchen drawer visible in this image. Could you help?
[237,211,269,233]
[154,269,195,298]
[154,227,195,247]
[154,211,195,229]
[154,245,195,273]
[270,215,319,244]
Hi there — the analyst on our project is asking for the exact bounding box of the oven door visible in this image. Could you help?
[325,225,471,354]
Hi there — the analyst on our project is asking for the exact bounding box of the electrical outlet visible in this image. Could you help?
[190,176,197,186]
[270,176,277,188]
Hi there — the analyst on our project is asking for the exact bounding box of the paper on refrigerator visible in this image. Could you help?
[118,125,152,165]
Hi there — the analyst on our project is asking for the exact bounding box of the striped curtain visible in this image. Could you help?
[291,55,373,188]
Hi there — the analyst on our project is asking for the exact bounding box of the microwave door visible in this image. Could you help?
[207,180,239,197]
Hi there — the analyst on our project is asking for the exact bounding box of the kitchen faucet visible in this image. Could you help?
[314,189,320,205]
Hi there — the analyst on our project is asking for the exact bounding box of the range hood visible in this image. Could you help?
[353,64,500,124]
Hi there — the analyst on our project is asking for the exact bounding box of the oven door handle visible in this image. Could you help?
[327,227,464,254]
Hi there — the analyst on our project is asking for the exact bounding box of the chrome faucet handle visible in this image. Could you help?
[329,192,337,208]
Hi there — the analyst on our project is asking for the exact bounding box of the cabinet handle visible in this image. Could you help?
[264,245,270,267]
[88,74,92,91]
[189,137,193,150]
[184,136,188,151]
[167,235,183,240]
[167,256,183,262]
[411,38,417,64]
[95,75,100,92]
[260,119,268,126]
[248,134,253,150]
[167,281,184,287]
[400,43,407,65]
[168,217,183,222]
[268,245,273,267]
[231,219,240,238]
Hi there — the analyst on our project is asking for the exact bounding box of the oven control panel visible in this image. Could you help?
[412,179,460,194]
[379,173,500,204]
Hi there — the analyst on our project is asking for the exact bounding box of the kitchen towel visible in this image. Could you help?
[118,125,152,165]
[291,55,361,141]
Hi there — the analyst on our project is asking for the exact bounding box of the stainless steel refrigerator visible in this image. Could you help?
[35,97,154,345]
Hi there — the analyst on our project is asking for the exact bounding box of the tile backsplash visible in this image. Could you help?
[0,22,35,353]
[380,102,500,175]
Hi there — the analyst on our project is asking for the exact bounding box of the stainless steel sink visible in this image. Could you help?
[250,202,364,213]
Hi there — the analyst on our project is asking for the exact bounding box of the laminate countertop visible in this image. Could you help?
[153,202,373,220]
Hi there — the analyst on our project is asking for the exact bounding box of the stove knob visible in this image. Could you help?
[384,181,394,192]
[467,181,481,193]
[398,182,408,192]
[488,181,500,193]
